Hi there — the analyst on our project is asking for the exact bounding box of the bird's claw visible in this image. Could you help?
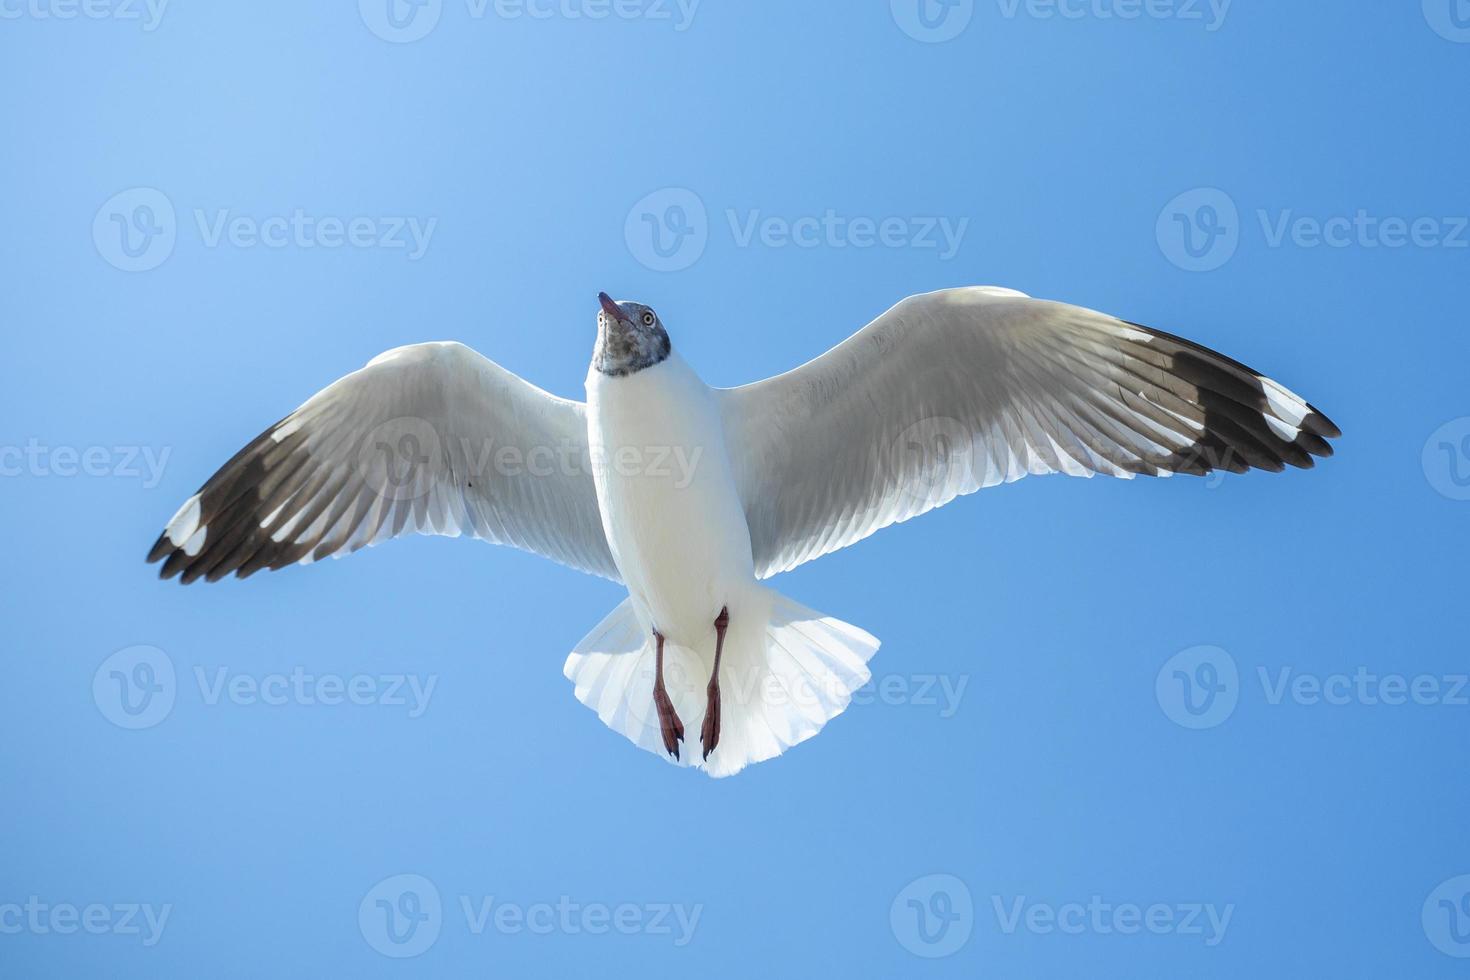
[653,685,684,760]
[700,683,721,760]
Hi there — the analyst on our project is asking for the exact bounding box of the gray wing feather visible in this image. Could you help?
[149,341,620,583]
[719,287,1340,579]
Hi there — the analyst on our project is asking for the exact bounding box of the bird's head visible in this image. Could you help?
[595,292,672,377]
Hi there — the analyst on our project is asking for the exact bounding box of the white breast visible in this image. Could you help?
[585,352,755,643]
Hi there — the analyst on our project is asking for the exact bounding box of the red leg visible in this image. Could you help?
[701,607,729,760]
[652,629,684,759]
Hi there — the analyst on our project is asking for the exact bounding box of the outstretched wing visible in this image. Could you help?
[148,341,620,583]
[720,287,1341,579]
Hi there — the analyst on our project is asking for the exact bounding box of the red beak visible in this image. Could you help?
[598,292,625,321]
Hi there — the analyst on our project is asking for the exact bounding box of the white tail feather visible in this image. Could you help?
[563,585,880,777]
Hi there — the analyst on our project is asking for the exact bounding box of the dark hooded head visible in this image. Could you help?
[595,292,671,377]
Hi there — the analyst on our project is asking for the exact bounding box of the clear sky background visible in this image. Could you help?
[3,2,1468,977]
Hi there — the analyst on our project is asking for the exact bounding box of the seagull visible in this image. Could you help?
[148,287,1339,776]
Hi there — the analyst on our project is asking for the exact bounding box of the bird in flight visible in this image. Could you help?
[149,287,1339,776]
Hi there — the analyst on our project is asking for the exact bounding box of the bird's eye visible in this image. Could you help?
[641,312,655,326]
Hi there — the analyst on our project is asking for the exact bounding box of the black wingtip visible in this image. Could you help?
[1119,318,1342,478]
[1305,409,1342,441]
[160,547,196,581]
[145,534,172,565]
[1296,431,1334,459]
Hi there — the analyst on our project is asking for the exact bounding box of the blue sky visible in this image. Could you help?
[3,2,1469,977]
